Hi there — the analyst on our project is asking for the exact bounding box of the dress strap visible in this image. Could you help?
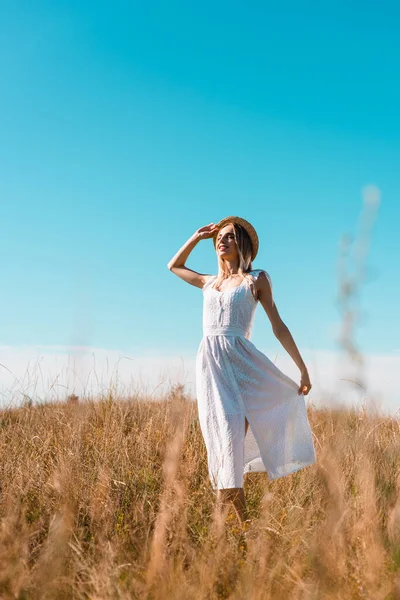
[250,269,273,299]
[202,275,217,291]
[250,269,272,284]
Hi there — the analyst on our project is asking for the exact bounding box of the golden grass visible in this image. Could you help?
[0,385,399,599]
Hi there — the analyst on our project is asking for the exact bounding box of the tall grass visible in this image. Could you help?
[0,185,392,597]
[0,387,400,598]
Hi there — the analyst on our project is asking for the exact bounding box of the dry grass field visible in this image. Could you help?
[0,385,400,599]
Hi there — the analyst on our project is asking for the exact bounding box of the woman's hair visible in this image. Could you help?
[212,222,258,300]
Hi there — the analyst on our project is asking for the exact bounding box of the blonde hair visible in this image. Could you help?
[212,222,258,300]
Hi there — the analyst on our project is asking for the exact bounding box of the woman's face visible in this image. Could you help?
[216,224,238,260]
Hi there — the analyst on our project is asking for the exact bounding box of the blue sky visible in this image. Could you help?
[1,1,399,380]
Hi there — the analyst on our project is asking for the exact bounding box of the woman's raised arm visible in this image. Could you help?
[167,223,219,288]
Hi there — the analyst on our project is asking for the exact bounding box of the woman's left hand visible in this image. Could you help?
[298,370,312,396]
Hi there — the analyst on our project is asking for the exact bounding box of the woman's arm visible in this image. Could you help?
[167,223,219,289]
[256,271,312,395]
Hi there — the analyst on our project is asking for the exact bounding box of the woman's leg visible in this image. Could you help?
[217,487,247,523]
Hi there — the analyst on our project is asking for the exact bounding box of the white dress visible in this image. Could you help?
[195,269,316,490]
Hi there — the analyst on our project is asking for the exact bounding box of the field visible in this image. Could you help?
[0,386,400,599]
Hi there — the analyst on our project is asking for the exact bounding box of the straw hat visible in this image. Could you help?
[213,216,259,261]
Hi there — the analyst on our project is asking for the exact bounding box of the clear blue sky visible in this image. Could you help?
[1,1,399,361]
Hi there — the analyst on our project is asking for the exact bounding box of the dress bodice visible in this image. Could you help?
[202,269,270,339]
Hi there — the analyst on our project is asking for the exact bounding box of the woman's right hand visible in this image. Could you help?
[196,222,219,240]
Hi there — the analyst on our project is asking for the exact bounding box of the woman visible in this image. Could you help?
[167,216,316,523]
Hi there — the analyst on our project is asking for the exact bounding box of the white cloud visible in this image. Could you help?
[0,344,398,417]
